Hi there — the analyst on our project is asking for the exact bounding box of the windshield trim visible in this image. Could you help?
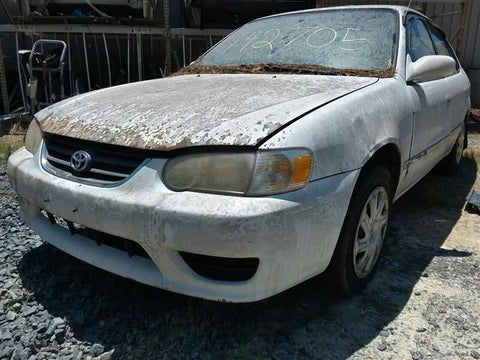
[195,7,400,74]
[175,63,395,78]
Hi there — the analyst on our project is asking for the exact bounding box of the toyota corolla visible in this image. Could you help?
[8,5,470,302]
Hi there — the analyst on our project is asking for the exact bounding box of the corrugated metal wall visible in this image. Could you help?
[459,0,480,68]
[424,2,464,57]
[461,0,480,107]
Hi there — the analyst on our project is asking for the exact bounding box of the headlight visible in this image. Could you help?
[163,149,313,196]
[164,152,256,194]
[24,119,43,154]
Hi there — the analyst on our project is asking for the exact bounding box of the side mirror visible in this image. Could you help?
[406,55,457,83]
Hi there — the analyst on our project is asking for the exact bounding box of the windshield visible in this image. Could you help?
[196,8,398,72]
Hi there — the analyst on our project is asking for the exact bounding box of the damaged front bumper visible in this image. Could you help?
[8,145,358,302]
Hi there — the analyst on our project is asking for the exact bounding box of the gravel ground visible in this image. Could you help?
[1,137,479,360]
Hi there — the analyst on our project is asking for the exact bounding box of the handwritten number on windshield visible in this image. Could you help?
[339,28,367,50]
[284,26,321,47]
[252,29,281,50]
[227,27,367,53]
[306,28,337,48]
[239,31,261,52]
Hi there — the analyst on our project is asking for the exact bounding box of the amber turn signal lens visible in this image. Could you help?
[292,155,313,184]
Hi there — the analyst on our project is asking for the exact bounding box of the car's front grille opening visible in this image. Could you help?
[42,211,150,259]
[179,252,259,282]
[42,133,149,185]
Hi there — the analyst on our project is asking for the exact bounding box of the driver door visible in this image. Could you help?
[404,15,461,185]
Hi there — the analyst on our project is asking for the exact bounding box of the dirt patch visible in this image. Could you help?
[464,147,480,167]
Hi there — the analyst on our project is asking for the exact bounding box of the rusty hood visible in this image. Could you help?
[37,74,377,150]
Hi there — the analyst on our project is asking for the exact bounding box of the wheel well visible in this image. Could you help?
[362,144,401,196]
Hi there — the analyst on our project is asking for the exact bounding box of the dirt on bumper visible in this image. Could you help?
[8,146,358,302]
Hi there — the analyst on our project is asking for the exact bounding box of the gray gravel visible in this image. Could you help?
[1,156,479,360]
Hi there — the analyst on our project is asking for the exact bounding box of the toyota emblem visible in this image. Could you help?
[70,150,92,173]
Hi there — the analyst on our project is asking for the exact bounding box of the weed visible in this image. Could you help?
[5,145,12,159]
[21,291,33,306]
[0,135,24,168]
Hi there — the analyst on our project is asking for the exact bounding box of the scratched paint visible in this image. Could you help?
[36,74,376,150]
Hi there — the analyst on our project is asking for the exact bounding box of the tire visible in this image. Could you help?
[326,165,392,296]
[435,121,466,175]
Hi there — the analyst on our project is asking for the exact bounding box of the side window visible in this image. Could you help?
[428,25,453,57]
[408,18,435,61]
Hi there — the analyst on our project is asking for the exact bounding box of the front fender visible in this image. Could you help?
[260,76,412,181]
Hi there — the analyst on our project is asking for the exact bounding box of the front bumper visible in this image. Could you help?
[8,145,359,302]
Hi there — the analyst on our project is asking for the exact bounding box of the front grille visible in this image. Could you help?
[43,211,150,258]
[180,252,259,282]
[42,133,148,186]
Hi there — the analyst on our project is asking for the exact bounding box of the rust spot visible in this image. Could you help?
[42,116,192,151]
[41,117,72,134]
[174,63,395,78]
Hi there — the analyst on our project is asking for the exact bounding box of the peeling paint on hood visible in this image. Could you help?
[37,74,377,150]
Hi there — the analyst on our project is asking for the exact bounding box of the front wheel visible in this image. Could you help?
[326,165,392,296]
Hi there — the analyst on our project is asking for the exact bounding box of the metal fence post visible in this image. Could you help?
[163,0,172,75]
[0,38,10,114]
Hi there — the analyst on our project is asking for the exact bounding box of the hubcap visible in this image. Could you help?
[353,187,389,279]
[455,126,465,165]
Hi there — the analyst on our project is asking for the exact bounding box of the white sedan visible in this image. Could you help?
[8,5,470,302]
